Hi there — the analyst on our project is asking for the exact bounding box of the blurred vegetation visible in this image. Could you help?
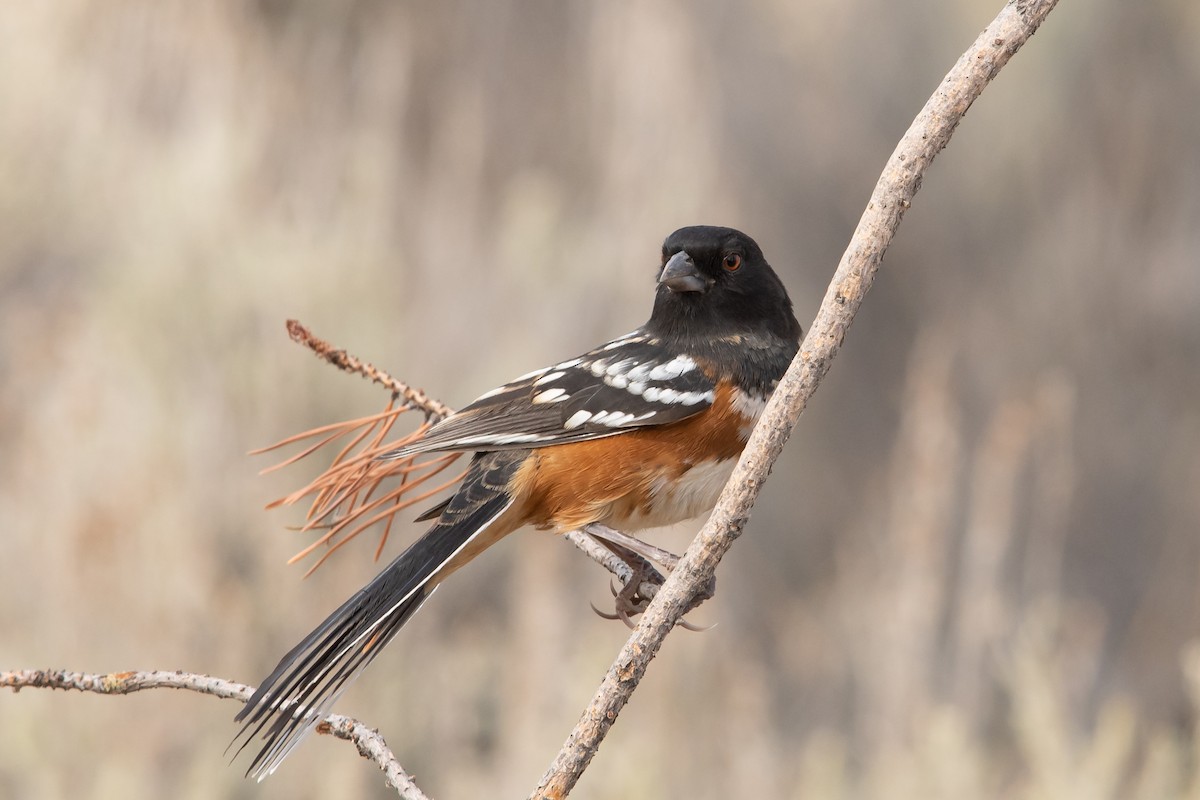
[2,1,1198,798]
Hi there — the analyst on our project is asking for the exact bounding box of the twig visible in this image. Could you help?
[254,326,466,573]
[285,319,454,421]
[531,1,1061,796]
[317,716,427,799]
[0,669,430,800]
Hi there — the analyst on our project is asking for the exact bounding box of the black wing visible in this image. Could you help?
[382,330,714,459]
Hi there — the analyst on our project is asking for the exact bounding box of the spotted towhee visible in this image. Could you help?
[234,225,802,777]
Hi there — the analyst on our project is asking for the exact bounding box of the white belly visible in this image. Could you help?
[621,458,737,531]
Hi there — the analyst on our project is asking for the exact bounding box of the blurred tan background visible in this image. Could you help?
[3,1,1199,798]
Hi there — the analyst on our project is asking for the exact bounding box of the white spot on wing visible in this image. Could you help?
[455,433,546,445]
[605,358,637,376]
[514,366,552,382]
[534,371,565,386]
[647,355,697,382]
[603,332,643,350]
[597,410,656,428]
[605,374,629,389]
[633,384,713,407]
[555,357,584,369]
[533,387,568,404]
[626,362,654,382]
[564,410,592,429]
[680,389,715,406]
[474,385,509,401]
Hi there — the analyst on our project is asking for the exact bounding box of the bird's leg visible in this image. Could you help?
[583,524,681,571]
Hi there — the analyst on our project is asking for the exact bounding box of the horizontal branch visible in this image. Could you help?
[1,669,430,800]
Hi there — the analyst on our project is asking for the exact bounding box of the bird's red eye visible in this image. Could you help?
[723,253,742,272]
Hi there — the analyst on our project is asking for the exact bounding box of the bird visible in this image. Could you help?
[232,225,803,777]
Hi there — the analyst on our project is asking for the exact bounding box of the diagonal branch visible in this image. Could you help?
[531,1,1061,796]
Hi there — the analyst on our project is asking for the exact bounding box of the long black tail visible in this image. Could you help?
[232,452,522,779]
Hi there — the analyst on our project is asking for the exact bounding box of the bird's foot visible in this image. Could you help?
[585,532,714,631]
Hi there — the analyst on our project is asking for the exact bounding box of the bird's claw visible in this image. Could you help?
[677,618,716,633]
[593,574,711,632]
